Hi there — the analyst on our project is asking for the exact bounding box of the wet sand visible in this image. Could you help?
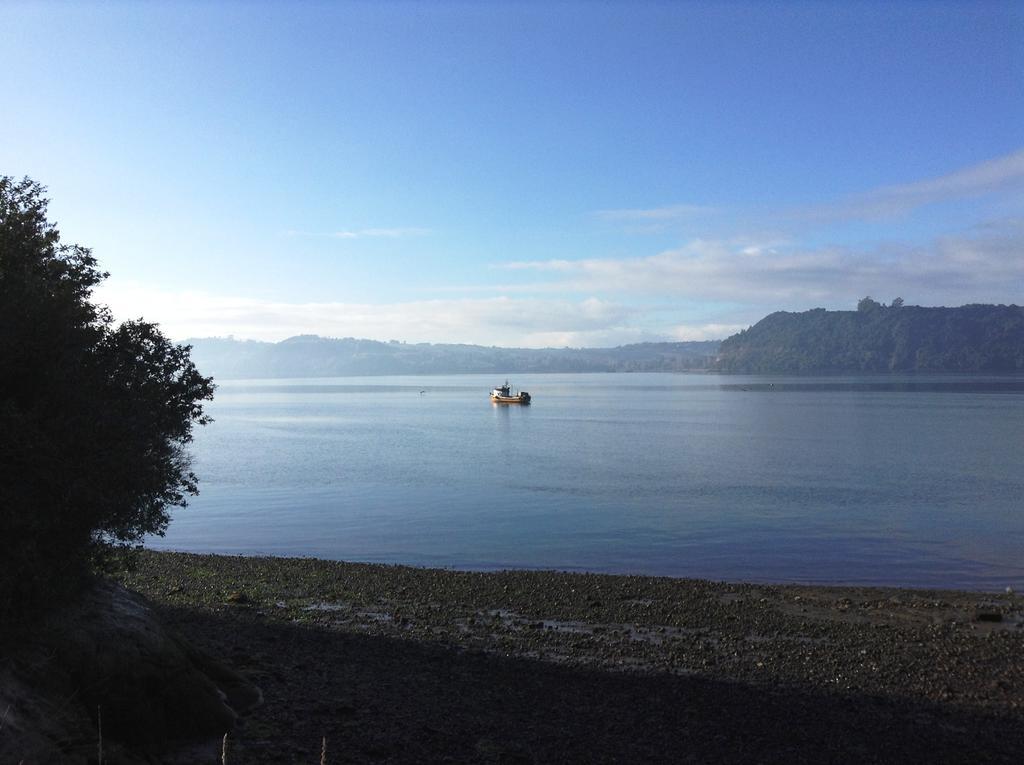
[121,550,1023,763]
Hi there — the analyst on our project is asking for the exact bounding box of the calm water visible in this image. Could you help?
[150,373,1024,591]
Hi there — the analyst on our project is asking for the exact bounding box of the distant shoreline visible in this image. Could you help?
[145,540,1024,594]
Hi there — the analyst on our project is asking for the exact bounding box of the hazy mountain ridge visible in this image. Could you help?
[713,302,1024,373]
[184,335,721,379]
[185,302,1024,378]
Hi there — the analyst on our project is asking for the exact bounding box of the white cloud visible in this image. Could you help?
[91,217,1022,349]
[501,219,1024,307]
[800,148,1024,222]
[594,150,1024,232]
[501,321,747,348]
[668,323,748,342]
[594,203,717,222]
[92,281,638,347]
[285,227,431,239]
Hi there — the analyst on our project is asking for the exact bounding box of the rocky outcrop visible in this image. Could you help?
[0,580,260,763]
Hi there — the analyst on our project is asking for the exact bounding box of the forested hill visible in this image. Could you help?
[713,301,1024,373]
[184,335,720,379]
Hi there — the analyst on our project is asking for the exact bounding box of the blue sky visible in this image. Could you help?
[2,1,1022,346]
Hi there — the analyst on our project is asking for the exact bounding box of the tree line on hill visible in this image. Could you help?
[183,335,721,378]
[713,298,1024,373]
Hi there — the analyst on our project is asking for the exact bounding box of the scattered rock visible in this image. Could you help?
[103,550,1024,763]
[975,612,1003,623]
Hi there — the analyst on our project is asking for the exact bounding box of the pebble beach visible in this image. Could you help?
[115,550,1023,763]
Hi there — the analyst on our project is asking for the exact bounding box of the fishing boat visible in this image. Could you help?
[490,380,531,404]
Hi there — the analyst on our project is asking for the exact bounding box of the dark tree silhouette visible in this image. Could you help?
[0,177,215,623]
[857,296,882,313]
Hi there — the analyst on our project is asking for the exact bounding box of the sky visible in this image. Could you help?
[2,1,1022,347]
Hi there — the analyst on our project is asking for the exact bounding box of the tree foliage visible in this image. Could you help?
[857,296,882,313]
[0,177,214,623]
[715,298,1024,373]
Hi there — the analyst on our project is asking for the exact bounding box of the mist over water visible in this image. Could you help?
[151,373,1024,591]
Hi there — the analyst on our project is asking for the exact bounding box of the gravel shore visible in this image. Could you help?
[119,550,1023,763]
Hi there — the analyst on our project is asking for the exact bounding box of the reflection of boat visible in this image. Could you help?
[490,380,531,404]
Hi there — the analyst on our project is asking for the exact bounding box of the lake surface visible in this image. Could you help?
[150,373,1024,591]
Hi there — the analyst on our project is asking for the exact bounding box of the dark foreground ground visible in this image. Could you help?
[108,550,1024,764]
